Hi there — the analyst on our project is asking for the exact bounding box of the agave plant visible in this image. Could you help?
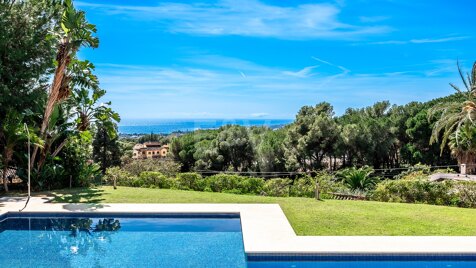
[337,166,378,191]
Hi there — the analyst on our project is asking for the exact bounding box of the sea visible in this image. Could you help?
[118,119,293,135]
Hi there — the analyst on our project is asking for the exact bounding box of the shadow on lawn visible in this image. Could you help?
[47,188,107,204]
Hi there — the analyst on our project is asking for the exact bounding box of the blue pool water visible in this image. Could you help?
[2,213,476,268]
[0,212,246,267]
[247,261,476,267]
[247,256,476,267]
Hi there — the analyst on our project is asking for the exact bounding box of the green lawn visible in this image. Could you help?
[43,186,476,236]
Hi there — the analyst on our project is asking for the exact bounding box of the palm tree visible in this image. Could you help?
[429,61,476,155]
[448,124,476,173]
[31,0,98,167]
[68,87,120,134]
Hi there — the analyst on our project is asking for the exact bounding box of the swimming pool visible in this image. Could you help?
[2,212,476,267]
[0,212,246,267]
[247,254,476,267]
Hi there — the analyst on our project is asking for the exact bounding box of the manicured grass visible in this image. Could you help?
[45,186,476,236]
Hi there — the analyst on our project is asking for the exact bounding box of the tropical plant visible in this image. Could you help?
[337,166,378,191]
[429,61,476,155]
[448,124,476,172]
[32,0,99,168]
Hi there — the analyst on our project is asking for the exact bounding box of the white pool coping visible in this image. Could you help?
[1,197,476,255]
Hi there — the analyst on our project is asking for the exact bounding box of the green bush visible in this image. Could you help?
[290,175,315,197]
[139,172,175,189]
[372,179,456,206]
[263,178,292,197]
[122,159,181,177]
[240,177,265,195]
[206,174,241,193]
[315,173,347,198]
[176,173,206,191]
[289,173,349,198]
[454,182,476,208]
[394,164,456,180]
[104,167,135,187]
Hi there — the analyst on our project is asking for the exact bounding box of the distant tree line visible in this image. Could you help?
[170,94,468,174]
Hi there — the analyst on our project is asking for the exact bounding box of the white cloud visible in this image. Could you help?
[410,36,469,44]
[96,56,459,118]
[282,65,319,78]
[369,36,469,45]
[76,0,390,40]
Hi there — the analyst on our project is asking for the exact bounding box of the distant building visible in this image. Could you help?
[132,142,170,159]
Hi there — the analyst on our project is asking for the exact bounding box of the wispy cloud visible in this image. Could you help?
[96,55,458,118]
[369,36,469,45]
[312,56,350,73]
[76,0,390,40]
[410,36,470,44]
[282,65,319,78]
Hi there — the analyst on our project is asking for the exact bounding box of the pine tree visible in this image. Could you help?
[93,122,122,174]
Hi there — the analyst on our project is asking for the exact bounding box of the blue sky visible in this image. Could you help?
[76,0,476,120]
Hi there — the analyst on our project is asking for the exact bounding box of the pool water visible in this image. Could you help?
[0,212,246,268]
[247,261,476,267]
[2,212,476,268]
[247,255,476,268]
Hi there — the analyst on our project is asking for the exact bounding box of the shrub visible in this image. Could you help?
[139,172,174,189]
[206,174,241,193]
[289,173,350,198]
[454,182,476,208]
[394,164,456,180]
[290,175,315,198]
[176,173,205,191]
[240,177,265,195]
[263,178,292,197]
[314,173,347,198]
[371,179,456,206]
[122,159,181,177]
[104,167,135,187]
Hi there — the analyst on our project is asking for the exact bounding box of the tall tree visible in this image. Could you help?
[216,125,254,171]
[256,128,287,172]
[32,0,99,168]
[93,122,121,174]
[284,102,340,171]
[0,0,58,119]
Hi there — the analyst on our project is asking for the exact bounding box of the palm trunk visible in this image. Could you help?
[31,40,71,170]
